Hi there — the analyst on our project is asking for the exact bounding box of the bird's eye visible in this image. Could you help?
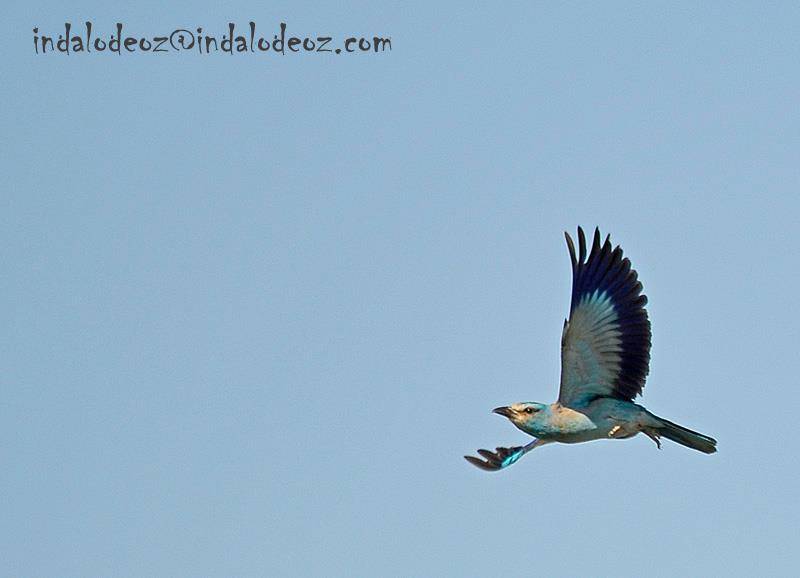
[525,407,534,414]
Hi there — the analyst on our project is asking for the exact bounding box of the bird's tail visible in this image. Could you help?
[651,414,717,454]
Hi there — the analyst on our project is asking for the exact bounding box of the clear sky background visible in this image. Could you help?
[3,2,800,577]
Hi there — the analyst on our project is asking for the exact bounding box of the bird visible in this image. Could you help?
[465,226,717,471]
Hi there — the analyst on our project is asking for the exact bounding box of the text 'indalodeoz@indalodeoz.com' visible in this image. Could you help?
[32,22,392,56]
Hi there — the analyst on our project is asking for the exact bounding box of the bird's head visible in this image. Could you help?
[493,402,549,436]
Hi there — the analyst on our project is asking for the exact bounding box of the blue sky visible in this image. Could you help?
[3,2,800,577]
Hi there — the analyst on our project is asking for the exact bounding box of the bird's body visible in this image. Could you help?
[465,227,717,471]
[508,399,643,443]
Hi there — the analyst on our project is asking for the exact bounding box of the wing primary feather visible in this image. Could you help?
[581,229,608,294]
[565,232,577,270]
[589,237,615,290]
[595,245,623,290]
[586,228,602,274]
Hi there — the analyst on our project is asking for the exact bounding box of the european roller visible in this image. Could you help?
[465,227,717,471]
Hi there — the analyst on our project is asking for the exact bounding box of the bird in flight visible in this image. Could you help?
[465,227,716,471]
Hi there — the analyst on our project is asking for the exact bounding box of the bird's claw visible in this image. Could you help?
[464,445,524,471]
[644,429,662,449]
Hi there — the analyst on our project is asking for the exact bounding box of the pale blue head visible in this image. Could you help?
[493,402,550,436]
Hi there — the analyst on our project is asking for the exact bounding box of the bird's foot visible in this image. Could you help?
[464,445,524,471]
[644,429,662,449]
[608,425,623,438]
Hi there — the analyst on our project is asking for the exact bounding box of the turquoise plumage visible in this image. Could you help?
[465,227,717,471]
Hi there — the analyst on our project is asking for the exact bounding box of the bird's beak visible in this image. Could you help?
[492,406,514,418]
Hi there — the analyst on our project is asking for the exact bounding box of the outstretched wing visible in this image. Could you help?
[558,227,651,408]
[464,445,526,471]
[464,439,547,471]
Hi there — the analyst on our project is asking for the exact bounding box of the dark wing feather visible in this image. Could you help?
[558,227,651,407]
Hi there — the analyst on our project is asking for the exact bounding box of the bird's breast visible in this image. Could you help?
[550,405,598,434]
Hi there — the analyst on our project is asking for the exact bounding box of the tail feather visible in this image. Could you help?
[654,416,717,454]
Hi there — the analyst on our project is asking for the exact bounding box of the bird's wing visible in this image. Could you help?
[558,227,651,408]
